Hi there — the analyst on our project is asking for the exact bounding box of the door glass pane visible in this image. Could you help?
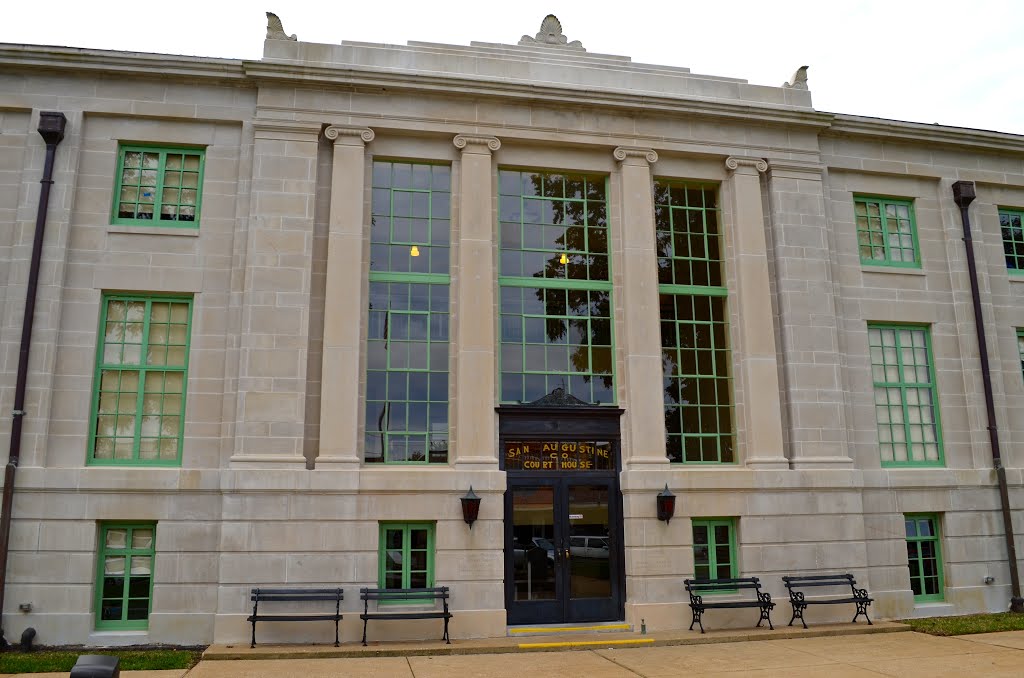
[511,486,556,601]
[568,484,611,599]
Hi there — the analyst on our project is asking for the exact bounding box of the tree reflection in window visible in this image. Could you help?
[499,170,614,404]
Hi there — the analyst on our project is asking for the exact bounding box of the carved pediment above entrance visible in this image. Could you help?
[518,14,586,51]
[524,387,594,407]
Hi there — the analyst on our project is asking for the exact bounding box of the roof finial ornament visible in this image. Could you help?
[266,12,297,41]
[519,14,585,50]
[783,66,809,90]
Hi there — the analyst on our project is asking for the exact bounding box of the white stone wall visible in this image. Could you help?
[0,37,1022,647]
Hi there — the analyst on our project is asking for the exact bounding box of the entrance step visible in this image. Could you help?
[507,622,632,637]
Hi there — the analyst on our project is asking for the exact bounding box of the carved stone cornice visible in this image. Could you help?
[453,134,501,152]
[324,126,375,145]
[725,156,768,175]
[613,147,659,164]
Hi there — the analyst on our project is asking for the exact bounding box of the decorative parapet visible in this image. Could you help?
[518,15,585,50]
[725,156,768,174]
[453,134,501,152]
[783,66,809,90]
[613,147,659,164]
[324,126,375,144]
[266,12,297,41]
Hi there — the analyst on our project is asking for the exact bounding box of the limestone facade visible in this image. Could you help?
[0,19,1023,646]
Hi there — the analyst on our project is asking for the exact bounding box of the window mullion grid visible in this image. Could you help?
[878,207,893,263]
[152,151,167,224]
[131,300,154,461]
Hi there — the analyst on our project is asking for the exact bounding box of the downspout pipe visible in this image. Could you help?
[0,111,67,646]
[951,180,1024,613]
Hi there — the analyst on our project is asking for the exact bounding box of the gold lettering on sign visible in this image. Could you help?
[504,440,614,471]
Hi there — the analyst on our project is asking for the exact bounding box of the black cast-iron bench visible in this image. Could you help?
[684,577,775,633]
[359,587,452,646]
[782,573,872,628]
[247,587,344,647]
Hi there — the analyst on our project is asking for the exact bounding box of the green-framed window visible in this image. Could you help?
[692,518,737,590]
[656,181,733,463]
[905,515,944,602]
[113,146,204,226]
[379,523,435,591]
[999,209,1024,275]
[1018,330,1024,380]
[366,161,450,464]
[95,523,155,629]
[498,170,614,404]
[868,324,943,467]
[89,295,192,465]
[855,197,920,267]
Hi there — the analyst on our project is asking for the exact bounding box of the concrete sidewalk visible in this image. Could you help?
[191,631,1024,677]
[6,628,1024,677]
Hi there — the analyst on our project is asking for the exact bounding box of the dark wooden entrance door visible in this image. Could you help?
[498,391,625,627]
[506,474,621,625]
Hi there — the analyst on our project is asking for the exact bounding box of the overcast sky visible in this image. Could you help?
[4,0,1022,135]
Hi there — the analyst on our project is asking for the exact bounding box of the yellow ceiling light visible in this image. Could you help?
[410,245,420,257]
[559,252,569,265]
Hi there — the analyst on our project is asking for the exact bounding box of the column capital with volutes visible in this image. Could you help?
[323,126,375,146]
[453,134,501,153]
[725,156,768,175]
[613,147,659,165]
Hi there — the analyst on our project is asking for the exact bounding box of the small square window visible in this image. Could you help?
[96,523,155,629]
[855,197,920,267]
[113,146,205,226]
[379,523,435,597]
[999,209,1024,275]
[691,518,737,592]
[905,515,944,602]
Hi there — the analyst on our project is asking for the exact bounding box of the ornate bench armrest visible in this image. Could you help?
[689,593,703,607]
[853,587,870,600]
[757,591,773,605]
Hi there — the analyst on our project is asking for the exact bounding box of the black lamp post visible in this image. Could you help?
[460,487,481,528]
[656,484,676,523]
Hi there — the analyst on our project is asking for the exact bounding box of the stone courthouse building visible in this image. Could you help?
[1,13,1024,647]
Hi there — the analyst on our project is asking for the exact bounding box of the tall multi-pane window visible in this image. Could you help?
[867,324,943,466]
[855,196,919,267]
[656,181,732,463]
[89,295,192,465]
[113,146,204,226]
[999,208,1024,274]
[498,170,613,404]
[691,519,736,586]
[379,523,434,590]
[95,523,155,629]
[366,161,450,463]
[905,515,944,601]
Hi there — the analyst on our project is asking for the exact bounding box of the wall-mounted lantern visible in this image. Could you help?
[460,486,481,528]
[656,484,676,524]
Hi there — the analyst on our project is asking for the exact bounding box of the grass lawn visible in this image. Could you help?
[904,612,1024,636]
[0,648,203,673]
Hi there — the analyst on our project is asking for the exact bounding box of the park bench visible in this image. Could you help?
[359,586,452,646]
[782,573,872,628]
[684,577,775,634]
[246,587,344,647]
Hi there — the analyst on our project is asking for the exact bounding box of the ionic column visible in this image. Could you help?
[614,147,670,468]
[315,126,375,468]
[724,157,787,469]
[452,134,501,469]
